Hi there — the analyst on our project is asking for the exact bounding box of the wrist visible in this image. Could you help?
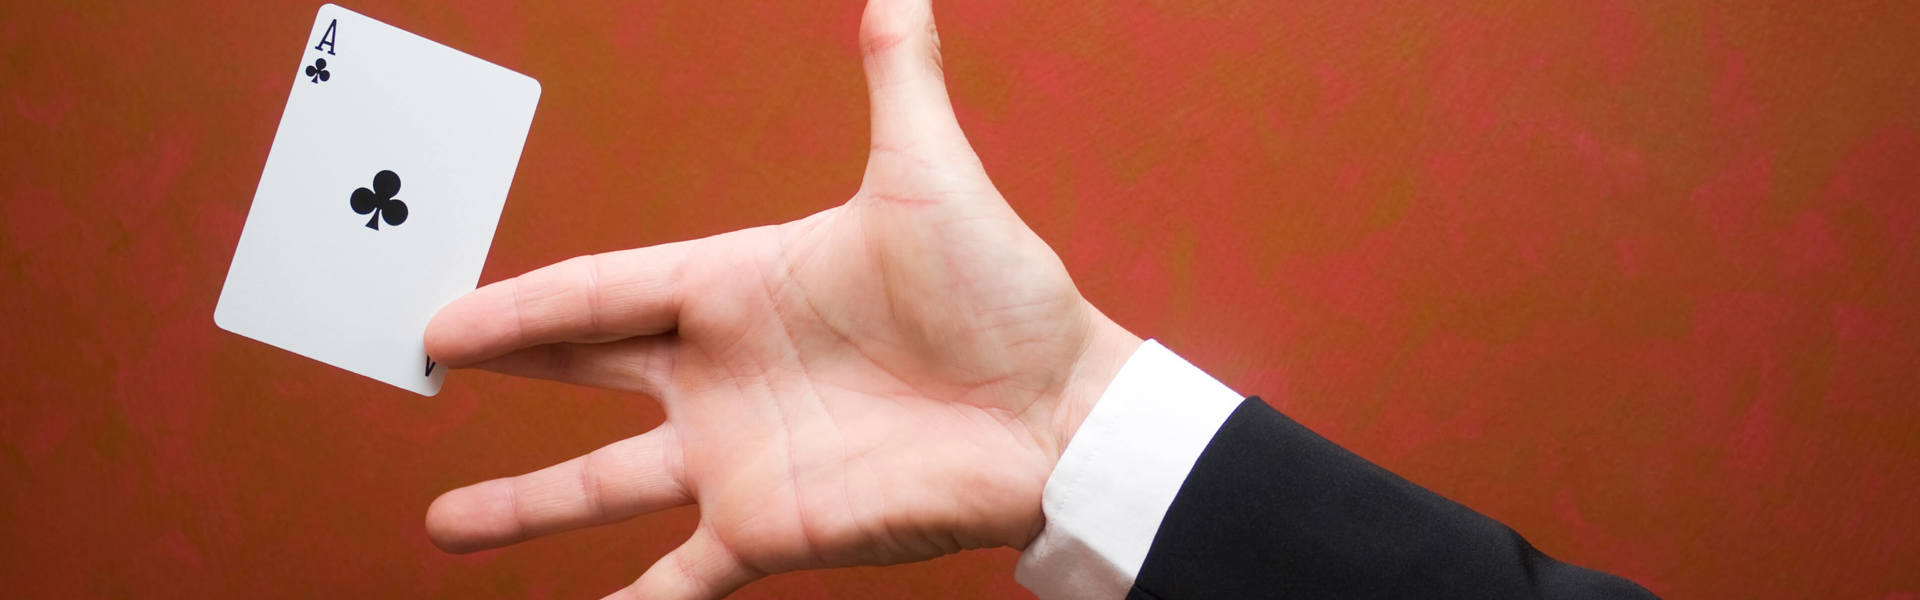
[1047,305,1142,464]
[1004,304,1137,550]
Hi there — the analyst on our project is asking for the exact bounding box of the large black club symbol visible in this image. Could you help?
[350,170,409,230]
[305,58,330,83]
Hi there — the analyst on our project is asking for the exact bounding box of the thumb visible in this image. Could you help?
[859,0,969,160]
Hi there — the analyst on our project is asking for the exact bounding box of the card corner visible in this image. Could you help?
[212,301,238,333]
[519,74,543,99]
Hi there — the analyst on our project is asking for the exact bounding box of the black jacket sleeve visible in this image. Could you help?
[1126,398,1657,600]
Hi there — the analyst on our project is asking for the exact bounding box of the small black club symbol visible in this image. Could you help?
[305,58,330,83]
[350,170,409,230]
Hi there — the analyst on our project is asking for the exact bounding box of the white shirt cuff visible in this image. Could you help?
[1014,340,1245,600]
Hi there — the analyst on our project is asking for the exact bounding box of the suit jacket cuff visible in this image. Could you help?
[1015,340,1244,600]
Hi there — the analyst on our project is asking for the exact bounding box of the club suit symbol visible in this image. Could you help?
[305,57,330,83]
[350,170,409,230]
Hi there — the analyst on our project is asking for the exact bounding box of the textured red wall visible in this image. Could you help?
[4,1,1917,598]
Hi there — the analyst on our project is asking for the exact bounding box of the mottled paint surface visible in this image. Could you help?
[3,1,1917,598]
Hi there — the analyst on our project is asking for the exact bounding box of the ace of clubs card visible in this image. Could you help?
[216,4,541,396]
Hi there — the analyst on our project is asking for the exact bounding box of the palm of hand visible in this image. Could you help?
[421,1,1137,598]
[658,165,1096,572]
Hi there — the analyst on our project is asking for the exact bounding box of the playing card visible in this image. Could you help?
[215,3,540,396]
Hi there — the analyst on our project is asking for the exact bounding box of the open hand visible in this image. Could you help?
[422,1,1140,598]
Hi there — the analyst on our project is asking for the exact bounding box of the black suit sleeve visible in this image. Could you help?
[1126,398,1657,600]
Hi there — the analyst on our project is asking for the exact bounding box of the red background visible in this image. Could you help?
[4,1,1917,598]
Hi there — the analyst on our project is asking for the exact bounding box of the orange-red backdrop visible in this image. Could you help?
[4,1,1917,598]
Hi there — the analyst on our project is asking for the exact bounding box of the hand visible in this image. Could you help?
[421,1,1141,597]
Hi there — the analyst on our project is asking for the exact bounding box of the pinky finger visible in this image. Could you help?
[604,525,761,600]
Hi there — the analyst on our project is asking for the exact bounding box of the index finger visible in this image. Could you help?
[425,241,692,366]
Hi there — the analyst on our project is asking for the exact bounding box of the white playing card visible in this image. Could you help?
[216,4,539,396]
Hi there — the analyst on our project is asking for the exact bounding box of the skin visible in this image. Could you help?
[421,0,1143,598]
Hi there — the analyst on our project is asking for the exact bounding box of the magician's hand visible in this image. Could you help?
[421,1,1141,598]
